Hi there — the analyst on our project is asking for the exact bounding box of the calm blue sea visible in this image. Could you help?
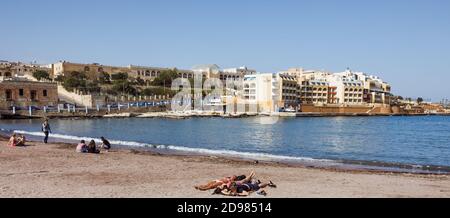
[1,116,450,173]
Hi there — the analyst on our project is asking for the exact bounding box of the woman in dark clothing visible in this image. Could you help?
[41,120,51,143]
[100,137,111,150]
[87,140,100,154]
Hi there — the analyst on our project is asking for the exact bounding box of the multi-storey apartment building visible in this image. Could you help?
[290,69,333,105]
[277,74,300,109]
[221,66,256,82]
[243,73,299,112]
[243,73,275,112]
[280,68,392,106]
[336,70,392,105]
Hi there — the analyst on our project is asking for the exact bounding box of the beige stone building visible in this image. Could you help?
[0,61,51,81]
[277,74,300,109]
[0,77,58,109]
[243,73,300,112]
[51,61,194,83]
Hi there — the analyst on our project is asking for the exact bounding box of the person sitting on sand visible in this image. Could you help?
[76,140,88,153]
[16,134,26,147]
[87,140,100,154]
[7,133,17,147]
[100,136,111,151]
[195,173,247,191]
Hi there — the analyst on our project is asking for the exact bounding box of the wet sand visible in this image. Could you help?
[0,139,449,198]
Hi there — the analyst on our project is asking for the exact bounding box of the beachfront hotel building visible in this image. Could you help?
[327,74,364,105]
[277,74,300,109]
[243,73,276,112]
[282,68,335,105]
[243,73,300,112]
[280,68,392,106]
[335,70,392,105]
[0,76,58,109]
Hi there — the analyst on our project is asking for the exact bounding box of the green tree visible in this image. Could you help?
[33,70,51,81]
[54,75,65,82]
[63,77,86,91]
[141,87,175,97]
[151,69,179,87]
[111,72,128,81]
[84,81,101,93]
[67,71,88,80]
[98,72,111,84]
[60,71,88,91]
[135,77,146,86]
[112,81,138,96]
[417,97,424,104]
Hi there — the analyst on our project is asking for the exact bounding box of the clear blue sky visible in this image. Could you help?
[1,0,450,101]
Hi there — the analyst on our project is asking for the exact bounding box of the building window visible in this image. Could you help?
[30,90,37,101]
[19,89,24,96]
[5,90,12,100]
[84,66,90,72]
[43,90,48,97]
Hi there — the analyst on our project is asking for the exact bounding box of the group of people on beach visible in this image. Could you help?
[76,137,111,154]
[195,171,276,196]
[5,119,112,154]
[7,133,26,147]
[6,119,50,147]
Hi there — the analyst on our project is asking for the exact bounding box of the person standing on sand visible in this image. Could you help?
[41,119,51,144]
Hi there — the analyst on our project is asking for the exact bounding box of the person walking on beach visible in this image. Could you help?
[41,119,51,144]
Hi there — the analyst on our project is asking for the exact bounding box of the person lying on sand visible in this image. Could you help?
[220,180,277,197]
[16,134,26,147]
[7,133,17,147]
[194,172,251,191]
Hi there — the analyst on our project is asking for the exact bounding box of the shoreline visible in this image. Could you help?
[2,131,450,176]
[2,110,450,120]
[1,138,449,197]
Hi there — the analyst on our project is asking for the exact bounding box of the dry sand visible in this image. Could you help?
[0,139,449,198]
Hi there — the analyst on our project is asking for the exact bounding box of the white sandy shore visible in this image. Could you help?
[0,139,449,198]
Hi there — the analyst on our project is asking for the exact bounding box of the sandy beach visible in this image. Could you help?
[0,138,449,198]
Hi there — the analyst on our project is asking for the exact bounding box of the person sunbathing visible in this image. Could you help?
[194,172,253,191]
[221,180,276,197]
